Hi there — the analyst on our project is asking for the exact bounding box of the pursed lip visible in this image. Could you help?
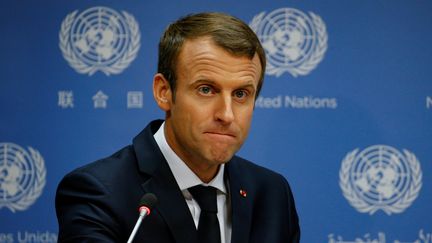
[204,131,236,138]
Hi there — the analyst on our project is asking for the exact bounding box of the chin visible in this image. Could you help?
[208,151,235,164]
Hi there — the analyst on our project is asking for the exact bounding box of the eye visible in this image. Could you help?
[197,85,215,96]
[233,90,248,99]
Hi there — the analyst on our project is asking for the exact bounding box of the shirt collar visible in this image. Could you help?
[153,122,227,194]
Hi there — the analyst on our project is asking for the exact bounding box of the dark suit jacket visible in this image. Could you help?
[55,120,300,242]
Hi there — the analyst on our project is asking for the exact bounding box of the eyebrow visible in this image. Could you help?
[191,79,257,91]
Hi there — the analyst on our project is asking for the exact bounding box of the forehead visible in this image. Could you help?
[176,37,262,80]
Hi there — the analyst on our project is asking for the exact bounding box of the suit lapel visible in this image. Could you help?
[133,121,198,243]
[226,159,253,243]
[141,168,198,243]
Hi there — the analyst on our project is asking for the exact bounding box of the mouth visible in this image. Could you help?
[204,131,236,140]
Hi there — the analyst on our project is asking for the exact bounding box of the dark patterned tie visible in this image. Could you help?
[189,185,221,243]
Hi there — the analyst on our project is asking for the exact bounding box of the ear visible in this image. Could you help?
[153,73,172,112]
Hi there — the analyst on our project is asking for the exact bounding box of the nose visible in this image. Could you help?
[214,94,235,124]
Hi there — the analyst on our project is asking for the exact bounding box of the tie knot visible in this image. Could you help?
[189,185,218,213]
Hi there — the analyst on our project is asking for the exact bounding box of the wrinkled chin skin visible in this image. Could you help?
[203,130,248,165]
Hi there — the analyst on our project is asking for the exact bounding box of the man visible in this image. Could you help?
[56,12,300,243]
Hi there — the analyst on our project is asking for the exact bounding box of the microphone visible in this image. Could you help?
[127,193,158,243]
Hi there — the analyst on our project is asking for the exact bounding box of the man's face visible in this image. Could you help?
[154,37,262,181]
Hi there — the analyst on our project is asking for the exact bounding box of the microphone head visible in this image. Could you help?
[139,193,158,210]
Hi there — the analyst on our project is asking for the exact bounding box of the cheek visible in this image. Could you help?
[236,106,254,128]
[173,104,205,136]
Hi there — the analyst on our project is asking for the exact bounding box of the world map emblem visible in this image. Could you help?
[0,143,46,212]
[59,6,141,76]
[339,145,422,215]
[250,8,328,77]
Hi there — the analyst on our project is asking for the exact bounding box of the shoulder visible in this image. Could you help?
[55,145,145,241]
[70,145,137,178]
[58,145,142,195]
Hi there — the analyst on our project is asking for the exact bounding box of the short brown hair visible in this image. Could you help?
[157,12,266,99]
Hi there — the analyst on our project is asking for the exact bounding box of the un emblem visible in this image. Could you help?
[0,143,46,212]
[339,145,422,215]
[250,8,328,77]
[59,6,141,76]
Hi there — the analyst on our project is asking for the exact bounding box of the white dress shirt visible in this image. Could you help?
[154,122,232,243]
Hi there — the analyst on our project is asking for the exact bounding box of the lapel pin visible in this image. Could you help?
[239,189,247,198]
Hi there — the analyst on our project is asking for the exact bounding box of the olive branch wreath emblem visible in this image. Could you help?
[339,147,422,215]
[59,9,140,76]
[0,146,46,213]
[250,9,328,77]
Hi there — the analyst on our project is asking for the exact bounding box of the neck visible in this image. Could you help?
[186,163,220,183]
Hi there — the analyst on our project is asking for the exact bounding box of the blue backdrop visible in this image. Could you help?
[1,1,431,242]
